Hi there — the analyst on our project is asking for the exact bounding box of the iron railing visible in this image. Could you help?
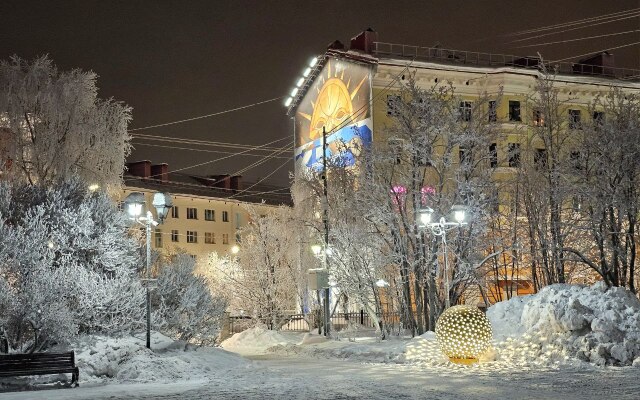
[372,41,640,81]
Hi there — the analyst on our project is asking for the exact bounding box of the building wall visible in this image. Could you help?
[120,186,276,262]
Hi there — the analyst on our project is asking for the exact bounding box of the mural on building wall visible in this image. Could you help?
[294,58,373,172]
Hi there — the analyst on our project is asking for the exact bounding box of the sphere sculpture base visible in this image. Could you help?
[435,305,493,366]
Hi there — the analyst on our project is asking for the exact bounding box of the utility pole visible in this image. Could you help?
[322,126,331,337]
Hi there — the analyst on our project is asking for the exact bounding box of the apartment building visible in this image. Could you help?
[120,160,291,261]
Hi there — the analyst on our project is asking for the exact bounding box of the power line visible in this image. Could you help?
[132,133,286,152]
[235,142,292,175]
[229,157,291,199]
[508,8,640,37]
[508,12,640,44]
[515,29,640,49]
[132,142,291,159]
[128,96,284,132]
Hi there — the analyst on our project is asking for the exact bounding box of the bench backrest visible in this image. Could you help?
[0,352,76,371]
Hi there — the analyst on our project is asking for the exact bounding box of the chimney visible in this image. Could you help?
[150,163,169,182]
[210,174,231,189]
[127,160,152,179]
[350,28,378,54]
[230,175,242,191]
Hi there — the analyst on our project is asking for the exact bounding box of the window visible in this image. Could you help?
[508,143,521,167]
[205,232,215,244]
[569,109,582,129]
[534,148,547,169]
[222,233,229,245]
[171,206,179,219]
[204,209,215,221]
[388,138,404,165]
[508,101,521,122]
[458,101,472,122]
[533,109,545,127]
[154,229,162,248]
[488,101,497,122]
[186,231,198,243]
[570,151,583,170]
[187,207,198,220]
[222,211,229,222]
[489,143,498,168]
[386,95,401,116]
[235,213,241,229]
[171,230,179,242]
[459,147,472,166]
[593,111,605,125]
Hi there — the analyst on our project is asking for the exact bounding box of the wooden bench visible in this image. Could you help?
[0,351,79,387]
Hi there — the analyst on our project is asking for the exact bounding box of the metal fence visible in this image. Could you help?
[226,311,416,336]
[372,41,640,81]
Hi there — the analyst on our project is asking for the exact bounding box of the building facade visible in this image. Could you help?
[120,160,291,262]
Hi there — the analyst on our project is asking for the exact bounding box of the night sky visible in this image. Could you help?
[2,0,639,186]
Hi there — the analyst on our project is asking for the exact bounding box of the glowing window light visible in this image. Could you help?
[435,305,493,365]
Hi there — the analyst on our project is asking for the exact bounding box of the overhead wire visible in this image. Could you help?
[132,133,286,152]
[514,29,640,49]
[131,142,291,159]
[552,40,640,63]
[128,96,284,132]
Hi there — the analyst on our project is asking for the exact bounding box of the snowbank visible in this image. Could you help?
[73,332,249,384]
[487,283,640,366]
[221,326,296,355]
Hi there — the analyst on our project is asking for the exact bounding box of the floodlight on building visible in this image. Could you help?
[296,77,305,87]
[303,67,311,77]
[309,57,318,67]
[284,97,293,107]
[290,88,299,97]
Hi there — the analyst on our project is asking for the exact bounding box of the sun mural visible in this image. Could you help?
[294,58,373,172]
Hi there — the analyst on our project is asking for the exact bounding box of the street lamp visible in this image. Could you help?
[417,204,469,309]
[310,243,331,337]
[123,191,173,350]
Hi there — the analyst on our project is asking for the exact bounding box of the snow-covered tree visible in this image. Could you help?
[0,179,143,353]
[154,253,227,346]
[0,55,132,188]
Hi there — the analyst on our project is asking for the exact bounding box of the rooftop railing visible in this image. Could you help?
[372,41,640,81]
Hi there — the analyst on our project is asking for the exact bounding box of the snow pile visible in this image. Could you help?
[221,326,295,355]
[74,332,249,383]
[487,283,640,366]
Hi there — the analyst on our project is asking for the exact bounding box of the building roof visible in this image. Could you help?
[124,172,292,207]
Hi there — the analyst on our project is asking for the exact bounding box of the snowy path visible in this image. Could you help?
[2,355,639,399]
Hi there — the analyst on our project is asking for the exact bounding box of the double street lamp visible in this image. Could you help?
[417,205,469,309]
[123,191,172,349]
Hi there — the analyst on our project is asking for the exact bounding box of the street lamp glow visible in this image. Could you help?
[88,184,100,192]
[417,207,433,227]
[47,241,54,249]
[231,245,240,254]
[375,279,389,288]
[311,244,322,257]
[452,205,467,223]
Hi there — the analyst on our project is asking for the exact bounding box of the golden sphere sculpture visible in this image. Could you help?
[435,305,493,365]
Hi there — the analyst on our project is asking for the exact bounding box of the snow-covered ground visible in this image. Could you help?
[2,283,640,399]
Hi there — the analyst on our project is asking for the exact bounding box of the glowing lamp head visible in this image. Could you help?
[311,244,322,257]
[435,305,493,365]
[231,245,240,254]
[451,204,468,223]
[123,191,145,219]
[417,207,433,227]
[88,184,100,192]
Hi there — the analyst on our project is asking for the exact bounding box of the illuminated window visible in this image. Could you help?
[187,207,198,219]
[533,109,545,126]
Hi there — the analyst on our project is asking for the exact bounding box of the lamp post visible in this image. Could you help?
[123,191,173,349]
[417,205,469,309]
